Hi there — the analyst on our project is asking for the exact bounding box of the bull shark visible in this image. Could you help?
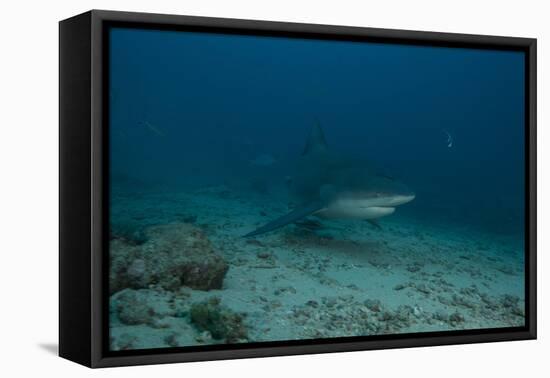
[243,122,415,237]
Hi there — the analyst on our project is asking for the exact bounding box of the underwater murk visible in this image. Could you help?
[108,27,526,351]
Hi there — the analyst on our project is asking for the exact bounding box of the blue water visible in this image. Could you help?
[108,26,526,351]
[109,27,525,236]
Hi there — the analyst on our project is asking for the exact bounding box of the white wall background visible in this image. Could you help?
[0,0,546,376]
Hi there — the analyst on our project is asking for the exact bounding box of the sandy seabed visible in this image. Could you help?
[109,185,525,351]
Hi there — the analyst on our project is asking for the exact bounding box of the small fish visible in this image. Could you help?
[141,120,166,137]
[443,129,453,148]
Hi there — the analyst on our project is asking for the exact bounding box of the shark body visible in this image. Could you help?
[244,123,415,237]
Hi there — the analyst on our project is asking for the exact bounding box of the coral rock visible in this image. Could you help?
[115,290,154,325]
[110,223,228,294]
[190,297,248,343]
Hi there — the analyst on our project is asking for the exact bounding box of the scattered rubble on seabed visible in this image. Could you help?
[109,188,525,351]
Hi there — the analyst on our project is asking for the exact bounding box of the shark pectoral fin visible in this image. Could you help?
[243,202,325,237]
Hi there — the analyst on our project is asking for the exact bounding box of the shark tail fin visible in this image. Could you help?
[302,119,328,156]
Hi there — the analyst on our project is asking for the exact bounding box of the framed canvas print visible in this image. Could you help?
[59,10,536,368]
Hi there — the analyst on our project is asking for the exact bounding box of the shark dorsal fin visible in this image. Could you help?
[302,120,328,156]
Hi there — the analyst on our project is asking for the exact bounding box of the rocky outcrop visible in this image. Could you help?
[189,297,248,343]
[110,223,228,294]
[114,289,155,325]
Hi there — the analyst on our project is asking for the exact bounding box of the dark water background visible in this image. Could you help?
[109,27,525,237]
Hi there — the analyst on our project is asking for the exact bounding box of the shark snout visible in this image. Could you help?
[390,193,415,206]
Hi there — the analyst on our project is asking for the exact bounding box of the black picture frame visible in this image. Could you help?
[59,9,537,368]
